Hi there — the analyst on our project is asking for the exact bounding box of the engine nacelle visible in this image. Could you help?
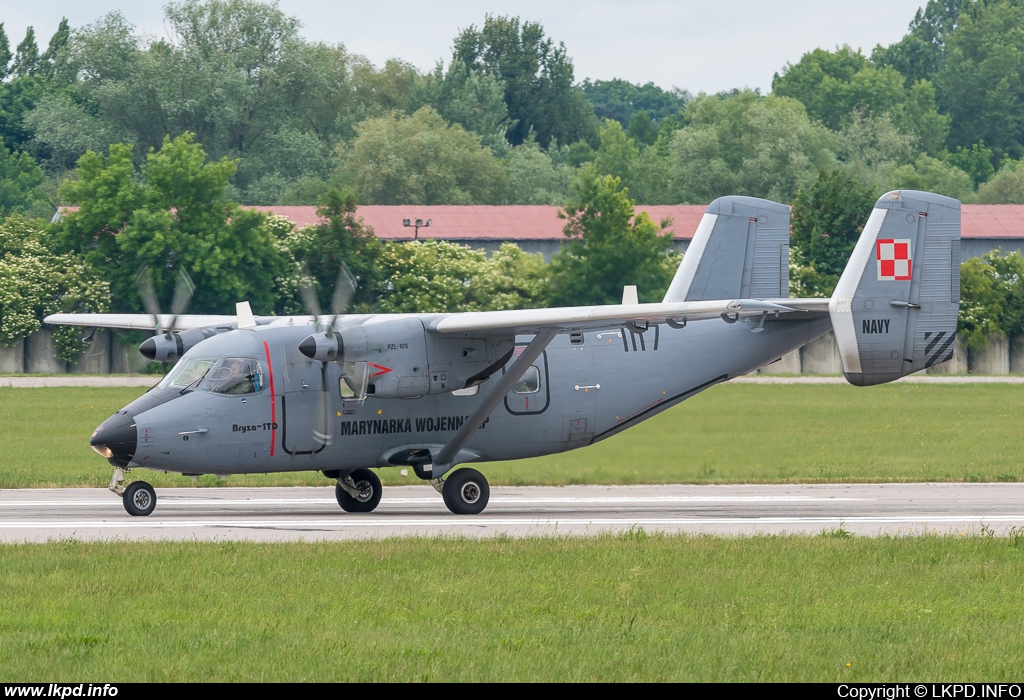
[299,317,514,399]
[139,327,227,362]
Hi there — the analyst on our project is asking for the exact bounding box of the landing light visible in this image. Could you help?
[92,444,114,458]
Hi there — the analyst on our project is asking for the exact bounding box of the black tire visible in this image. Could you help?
[336,469,382,513]
[123,481,157,517]
[442,468,490,515]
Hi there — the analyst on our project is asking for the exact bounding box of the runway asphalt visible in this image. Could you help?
[2,483,1022,541]
[3,374,1023,387]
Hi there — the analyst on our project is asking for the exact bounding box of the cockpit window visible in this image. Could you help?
[159,358,217,389]
[208,358,263,395]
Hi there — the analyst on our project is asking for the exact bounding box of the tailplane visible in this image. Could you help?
[829,190,961,386]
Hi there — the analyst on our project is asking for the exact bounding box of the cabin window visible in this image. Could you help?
[208,358,263,394]
[513,366,541,394]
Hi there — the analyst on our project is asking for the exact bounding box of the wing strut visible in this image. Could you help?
[430,328,558,479]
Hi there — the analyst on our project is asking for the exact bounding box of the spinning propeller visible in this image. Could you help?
[296,263,361,449]
[136,265,196,362]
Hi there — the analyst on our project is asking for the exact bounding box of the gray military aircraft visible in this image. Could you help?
[46,190,961,517]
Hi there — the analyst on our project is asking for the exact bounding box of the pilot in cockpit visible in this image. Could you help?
[210,358,257,395]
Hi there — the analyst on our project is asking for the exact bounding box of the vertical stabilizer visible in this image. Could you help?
[829,190,961,386]
[663,196,790,302]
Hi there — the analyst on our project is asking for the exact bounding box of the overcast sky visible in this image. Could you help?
[3,0,930,94]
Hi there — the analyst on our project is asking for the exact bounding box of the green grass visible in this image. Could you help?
[2,534,1023,681]
[4,383,1024,488]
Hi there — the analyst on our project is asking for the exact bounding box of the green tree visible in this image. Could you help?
[958,250,1024,350]
[39,18,70,81]
[0,215,109,361]
[283,189,383,313]
[453,15,598,147]
[947,140,996,187]
[0,77,67,153]
[626,110,659,147]
[975,159,1024,202]
[892,154,974,201]
[547,169,678,306]
[772,45,948,152]
[0,145,46,217]
[834,112,918,192]
[337,106,506,205]
[938,0,1024,160]
[0,23,12,81]
[790,169,876,297]
[57,134,288,314]
[502,137,574,204]
[11,27,39,78]
[872,0,966,85]
[580,78,688,126]
[417,58,514,150]
[667,91,835,204]
[376,240,548,313]
[592,119,640,192]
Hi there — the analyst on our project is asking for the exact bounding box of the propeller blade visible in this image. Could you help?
[134,265,162,332]
[327,263,357,331]
[330,264,357,316]
[170,268,195,317]
[298,262,323,320]
[166,268,196,339]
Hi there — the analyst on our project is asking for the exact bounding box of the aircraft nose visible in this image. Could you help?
[90,412,138,466]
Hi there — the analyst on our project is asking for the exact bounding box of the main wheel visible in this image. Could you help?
[123,481,157,517]
[442,468,490,515]
[336,469,382,513]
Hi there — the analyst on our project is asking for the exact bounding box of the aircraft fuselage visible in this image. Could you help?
[99,313,831,478]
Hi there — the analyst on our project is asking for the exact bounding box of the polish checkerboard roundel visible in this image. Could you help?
[876,238,912,281]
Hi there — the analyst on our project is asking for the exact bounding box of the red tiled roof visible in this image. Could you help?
[961,204,1024,238]
[249,205,705,240]
[61,204,1024,240]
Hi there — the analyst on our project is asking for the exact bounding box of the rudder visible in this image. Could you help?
[829,190,961,386]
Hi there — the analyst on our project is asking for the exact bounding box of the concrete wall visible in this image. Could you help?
[968,333,1010,375]
[758,349,801,374]
[801,331,842,374]
[25,331,67,373]
[0,339,24,373]
[1011,334,1024,374]
[68,330,112,375]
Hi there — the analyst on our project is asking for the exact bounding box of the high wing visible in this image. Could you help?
[428,298,825,335]
[45,298,830,336]
[43,313,243,331]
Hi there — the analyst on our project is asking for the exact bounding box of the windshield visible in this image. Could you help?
[207,358,263,395]
[158,358,217,390]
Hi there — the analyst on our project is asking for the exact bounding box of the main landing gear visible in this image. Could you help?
[336,469,383,513]
[439,468,490,515]
[110,466,158,517]
[329,466,492,515]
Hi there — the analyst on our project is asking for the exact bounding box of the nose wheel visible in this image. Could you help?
[441,468,490,515]
[123,481,157,517]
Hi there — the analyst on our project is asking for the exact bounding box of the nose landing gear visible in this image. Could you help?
[109,466,158,517]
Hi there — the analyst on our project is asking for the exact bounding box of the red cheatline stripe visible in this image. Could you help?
[263,341,276,457]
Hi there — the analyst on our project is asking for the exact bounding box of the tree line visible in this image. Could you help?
[4,0,1024,217]
[2,0,1024,360]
